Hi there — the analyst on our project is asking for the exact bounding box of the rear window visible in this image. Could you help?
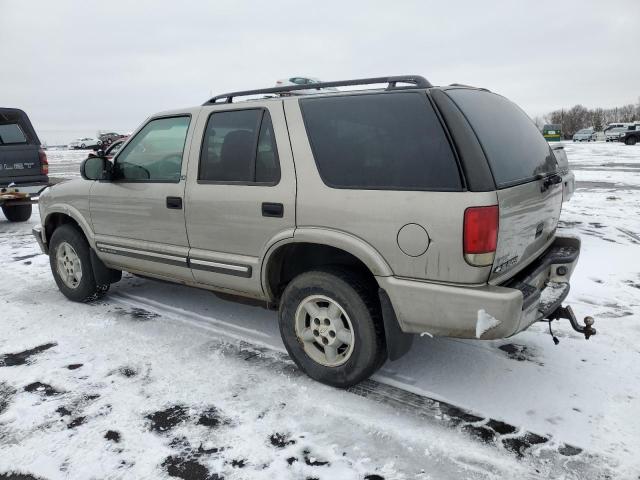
[0,124,28,145]
[449,89,557,188]
[300,92,461,191]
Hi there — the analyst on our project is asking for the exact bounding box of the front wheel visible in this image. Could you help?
[279,267,386,388]
[2,204,32,222]
[49,224,109,302]
[626,137,637,146]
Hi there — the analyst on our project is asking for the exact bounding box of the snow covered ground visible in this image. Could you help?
[1,142,639,479]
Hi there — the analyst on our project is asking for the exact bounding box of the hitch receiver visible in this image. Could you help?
[549,305,596,339]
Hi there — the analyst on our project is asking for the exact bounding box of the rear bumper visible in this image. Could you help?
[0,181,49,196]
[1,175,49,187]
[378,235,580,339]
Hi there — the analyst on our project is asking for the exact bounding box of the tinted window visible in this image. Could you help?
[300,93,461,191]
[0,124,27,144]
[199,109,280,184]
[446,89,557,188]
[114,116,190,181]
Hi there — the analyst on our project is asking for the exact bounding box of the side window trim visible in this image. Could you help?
[111,114,191,184]
[196,107,281,186]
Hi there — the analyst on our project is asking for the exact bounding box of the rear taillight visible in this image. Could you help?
[463,205,499,267]
[39,148,49,176]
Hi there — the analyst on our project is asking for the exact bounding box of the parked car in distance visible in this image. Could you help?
[572,128,596,142]
[0,107,49,222]
[98,132,125,147]
[87,136,128,160]
[542,124,562,141]
[34,76,591,387]
[618,126,639,146]
[604,122,628,132]
[605,127,627,142]
[68,137,101,149]
[275,77,339,94]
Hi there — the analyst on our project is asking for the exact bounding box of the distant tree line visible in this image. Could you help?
[533,99,640,138]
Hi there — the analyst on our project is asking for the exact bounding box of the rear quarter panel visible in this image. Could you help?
[284,98,496,285]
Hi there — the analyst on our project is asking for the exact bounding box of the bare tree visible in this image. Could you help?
[542,99,640,137]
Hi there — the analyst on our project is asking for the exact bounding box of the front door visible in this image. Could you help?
[184,102,296,297]
[90,113,196,282]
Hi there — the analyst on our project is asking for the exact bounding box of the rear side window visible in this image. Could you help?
[0,124,27,144]
[199,109,280,184]
[446,89,557,188]
[300,92,461,191]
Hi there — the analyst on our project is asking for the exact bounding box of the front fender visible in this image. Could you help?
[43,204,96,249]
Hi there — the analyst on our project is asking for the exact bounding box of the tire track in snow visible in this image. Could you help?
[106,291,615,478]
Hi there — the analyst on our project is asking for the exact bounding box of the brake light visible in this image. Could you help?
[39,148,49,175]
[463,205,499,267]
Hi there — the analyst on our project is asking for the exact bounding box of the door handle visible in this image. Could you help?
[262,202,283,218]
[166,196,183,209]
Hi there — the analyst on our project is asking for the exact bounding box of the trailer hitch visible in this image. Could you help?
[549,305,596,340]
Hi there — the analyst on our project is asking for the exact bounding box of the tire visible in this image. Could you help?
[80,143,86,148]
[626,137,637,146]
[49,224,109,302]
[279,267,386,388]
[2,204,32,222]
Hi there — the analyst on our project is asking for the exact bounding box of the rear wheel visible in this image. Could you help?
[2,204,32,222]
[279,267,386,388]
[626,136,637,146]
[49,224,109,302]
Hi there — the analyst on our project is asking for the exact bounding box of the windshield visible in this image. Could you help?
[446,89,557,188]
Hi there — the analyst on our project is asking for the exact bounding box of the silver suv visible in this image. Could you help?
[33,76,591,387]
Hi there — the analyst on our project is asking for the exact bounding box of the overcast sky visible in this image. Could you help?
[2,0,639,144]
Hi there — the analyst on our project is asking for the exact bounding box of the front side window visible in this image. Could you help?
[114,116,190,182]
[106,140,124,156]
[199,109,280,184]
[300,92,461,191]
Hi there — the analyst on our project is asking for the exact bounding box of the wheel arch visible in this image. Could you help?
[261,228,393,303]
[43,207,95,248]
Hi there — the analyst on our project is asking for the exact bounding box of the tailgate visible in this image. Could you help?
[0,108,42,184]
[442,88,563,283]
[0,144,42,183]
[491,180,562,283]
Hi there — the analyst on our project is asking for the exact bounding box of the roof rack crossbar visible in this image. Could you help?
[203,75,432,105]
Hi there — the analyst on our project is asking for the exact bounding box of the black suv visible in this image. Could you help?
[619,126,639,146]
[0,108,49,222]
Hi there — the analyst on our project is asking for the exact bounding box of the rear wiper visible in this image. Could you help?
[538,172,563,193]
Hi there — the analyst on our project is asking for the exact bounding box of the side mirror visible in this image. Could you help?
[81,156,112,180]
[95,149,105,158]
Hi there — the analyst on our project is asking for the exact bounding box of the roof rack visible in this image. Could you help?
[203,75,433,105]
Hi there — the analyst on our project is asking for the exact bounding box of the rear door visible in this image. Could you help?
[0,108,44,185]
[184,101,296,297]
[444,88,563,283]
